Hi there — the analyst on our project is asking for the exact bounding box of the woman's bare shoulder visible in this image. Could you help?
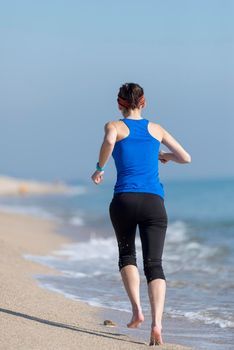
[148,120,164,141]
[148,120,163,129]
[104,120,119,129]
[105,118,123,125]
[104,119,125,130]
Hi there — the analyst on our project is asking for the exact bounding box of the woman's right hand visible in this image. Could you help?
[91,170,104,185]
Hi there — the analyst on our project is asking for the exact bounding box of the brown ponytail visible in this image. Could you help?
[117,83,145,110]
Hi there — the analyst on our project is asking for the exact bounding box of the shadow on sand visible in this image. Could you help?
[0,307,145,346]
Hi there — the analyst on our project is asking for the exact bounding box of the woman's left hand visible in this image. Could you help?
[91,170,104,185]
[159,150,169,164]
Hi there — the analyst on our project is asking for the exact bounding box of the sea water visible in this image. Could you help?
[1,177,234,349]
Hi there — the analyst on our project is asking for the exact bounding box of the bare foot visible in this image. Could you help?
[149,325,163,346]
[127,310,144,328]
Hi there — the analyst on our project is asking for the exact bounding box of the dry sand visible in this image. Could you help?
[0,211,192,350]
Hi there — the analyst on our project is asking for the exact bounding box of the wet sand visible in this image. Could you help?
[0,211,192,349]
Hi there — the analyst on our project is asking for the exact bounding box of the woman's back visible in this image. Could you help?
[91,82,191,346]
[112,118,164,198]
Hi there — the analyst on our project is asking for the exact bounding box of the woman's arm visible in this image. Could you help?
[159,125,191,164]
[91,122,117,184]
[97,122,117,168]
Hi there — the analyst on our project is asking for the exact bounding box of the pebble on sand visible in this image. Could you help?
[103,320,117,327]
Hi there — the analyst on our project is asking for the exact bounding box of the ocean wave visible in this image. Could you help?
[53,237,117,261]
[164,221,227,274]
[25,216,234,333]
[60,270,104,278]
[166,220,188,243]
[166,307,234,329]
[61,270,88,278]
[69,215,85,226]
[51,220,224,271]
[24,219,227,282]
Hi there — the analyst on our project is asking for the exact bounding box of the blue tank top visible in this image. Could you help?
[112,118,165,199]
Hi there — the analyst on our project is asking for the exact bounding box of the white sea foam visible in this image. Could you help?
[50,221,190,261]
[24,217,234,331]
[53,237,117,261]
[60,269,105,278]
[166,307,234,329]
[48,220,221,273]
[61,270,87,278]
[25,219,223,279]
[37,282,80,301]
[69,216,84,226]
[166,220,188,243]
[163,220,224,274]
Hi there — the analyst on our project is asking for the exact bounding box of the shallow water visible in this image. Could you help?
[1,177,234,349]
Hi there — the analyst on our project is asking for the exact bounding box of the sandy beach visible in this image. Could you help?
[0,211,192,350]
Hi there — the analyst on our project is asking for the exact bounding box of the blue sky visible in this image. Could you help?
[0,0,233,182]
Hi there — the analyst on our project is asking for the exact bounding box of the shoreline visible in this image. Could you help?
[0,211,191,349]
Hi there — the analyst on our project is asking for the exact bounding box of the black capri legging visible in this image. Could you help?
[109,192,168,283]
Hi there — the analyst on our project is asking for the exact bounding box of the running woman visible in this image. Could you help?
[91,82,191,346]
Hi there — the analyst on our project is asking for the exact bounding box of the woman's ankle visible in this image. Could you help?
[151,322,162,330]
[132,304,142,313]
